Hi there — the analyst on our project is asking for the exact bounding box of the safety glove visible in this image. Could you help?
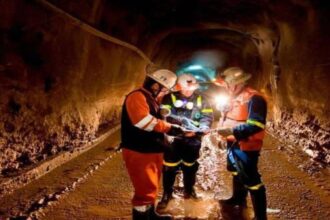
[166,124,186,136]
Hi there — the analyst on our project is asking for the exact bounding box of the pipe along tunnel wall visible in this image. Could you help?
[0,0,329,196]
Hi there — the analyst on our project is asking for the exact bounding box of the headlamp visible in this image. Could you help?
[174,100,184,108]
[214,94,230,111]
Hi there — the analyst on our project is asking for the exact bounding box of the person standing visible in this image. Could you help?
[121,68,188,220]
[214,67,268,220]
[158,73,213,209]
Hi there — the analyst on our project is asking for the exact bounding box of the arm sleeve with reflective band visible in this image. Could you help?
[160,93,181,125]
[126,91,171,133]
[199,95,214,129]
[233,95,267,141]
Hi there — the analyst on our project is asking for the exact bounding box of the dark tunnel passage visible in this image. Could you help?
[0,0,329,219]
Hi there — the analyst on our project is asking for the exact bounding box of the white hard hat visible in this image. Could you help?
[222,67,251,86]
[214,67,251,87]
[147,69,177,89]
[176,73,199,91]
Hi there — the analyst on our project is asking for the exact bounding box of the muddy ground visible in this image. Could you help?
[0,129,329,219]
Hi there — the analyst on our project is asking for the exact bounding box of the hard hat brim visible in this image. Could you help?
[147,73,173,89]
[229,73,252,86]
[213,73,251,86]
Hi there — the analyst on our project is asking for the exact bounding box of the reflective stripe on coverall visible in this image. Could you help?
[121,88,171,206]
[221,87,267,190]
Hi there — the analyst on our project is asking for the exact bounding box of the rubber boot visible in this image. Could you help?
[158,166,177,209]
[157,192,173,210]
[220,176,248,207]
[133,205,172,220]
[182,163,199,199]
[150,205,172,220]
[133,206,149,220]
[250,185,267,220]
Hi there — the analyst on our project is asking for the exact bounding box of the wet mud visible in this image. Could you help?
[0,130,329,219]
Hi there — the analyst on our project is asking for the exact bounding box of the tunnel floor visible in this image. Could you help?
[0,129,329,219]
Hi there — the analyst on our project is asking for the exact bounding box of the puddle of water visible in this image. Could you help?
[157,191,220,219]
[156,134,229,219]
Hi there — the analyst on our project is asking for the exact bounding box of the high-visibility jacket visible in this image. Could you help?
[121,88,171,153]
[161,91,213,132]
[221,87,266,151]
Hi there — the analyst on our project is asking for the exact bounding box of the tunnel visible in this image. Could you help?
[0,0,329,219]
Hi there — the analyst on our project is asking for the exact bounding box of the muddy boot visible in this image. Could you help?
[150,205,173,220]
[157,192,173,209]
[182,162,199,199]
[220,176,248,207]
[184,186,199,199]
[158,166,177,209]
[133,205,172,220]
[132,205,150,220]
[250,185,267,220]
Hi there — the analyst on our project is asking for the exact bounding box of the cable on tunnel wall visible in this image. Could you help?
[35,0,153,65]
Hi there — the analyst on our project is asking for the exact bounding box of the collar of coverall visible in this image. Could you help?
[140,87,154,97]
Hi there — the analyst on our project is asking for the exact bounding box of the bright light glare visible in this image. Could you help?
[215,94,229,107]
[186,65,203,71]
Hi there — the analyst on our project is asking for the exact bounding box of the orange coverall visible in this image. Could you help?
[122,88,171,206]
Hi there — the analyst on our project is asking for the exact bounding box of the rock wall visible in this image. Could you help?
[269,1,330,164]
[240,1,330,164]
[0,0,329,182]
[0,0,146,176]
[268,109,329,164]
